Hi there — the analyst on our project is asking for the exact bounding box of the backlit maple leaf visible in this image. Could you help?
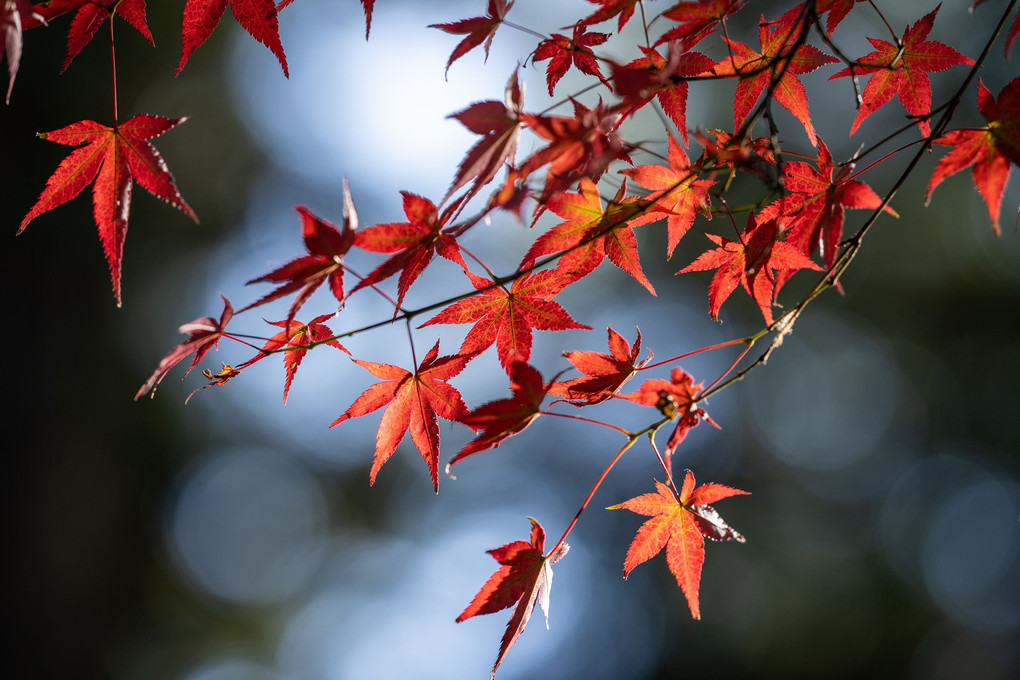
[176,0,288,77]
[621,133,715,257]
[237,314,349,404]
[420,269,591,372]
[828,5,974,137]
[18,114,197,306]
[532,22,611,95]
[657,0,748,48]
[758,135,896,273]
[242,184,358,326]
[517,99,630,203]
[580,0,642,32]
[430,0,514,75]
[457,517,568,679]
[520,178,655,294]
[135,295,235,400]
[927,77,1020,235]
[622,366,716,472]
[549,326,650,405]
[612,44,715,147]
[3,0,43,103]
[444,69,523,203]
[330,341,474,491]
[21,0,152,72]
[449,361,550,473]
[350,192,468,309]
[679,215,821,324]
[710,12,838,145]
[608,471,748,619]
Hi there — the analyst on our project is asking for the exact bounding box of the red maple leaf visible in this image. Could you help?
[135,295,235,400]
[176,0,288,77]
[420,268,591,372]
[456,517,569,680]
[330,341,473,491]
[532,22,611,96]
[657,0,748,48]
[612,43,716,147]
[430,0,514,75]
[622,366,717,472]
[444,69,523,203]
[679,215,821,324]
[350,192,468,309]
[759,135,897,270]
[18,114,197,306]
[237,314,349,404]
[449,361,550,473]
[608,471,748,619]
[828,6,974,137]
[579,0,641,32]
[621,133,715,257]
[927,77,1020,235]
[710,12,838,145]
[520,178,655,294]
[517,99,630,203]
[21,0,152,72]
[3,0,43,102]
[241,184,358,326]
[549,326,650,405]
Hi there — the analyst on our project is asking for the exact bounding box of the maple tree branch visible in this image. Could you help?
[546,433,641,559]
[541,410,630,436]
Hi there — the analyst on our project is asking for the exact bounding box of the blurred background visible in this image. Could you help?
[2,1,1018,678]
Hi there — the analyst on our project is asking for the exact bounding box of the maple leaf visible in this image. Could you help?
[21,0,152,72]
[710,12,838,145]
[350,192,468,309]
[549,326,650,405]
[176,0,288,77]
[580,0,641,32]
[241,183,358,326]
[612,43,716,147]
[758,135,897,271]
[695,128,775,178]
[772,0,866,37]
[828,5,974,138]
[622,366,716,472]
[657,0,748,48]
[457,517,569,680]
[520,178,655,294]
[420,268,591,372]
[444,69,523,203]
[430,0,514,75]
[3,0,43,103]
[517,98,631,203]
[330,341,474,491]
[448,361,550,473]
[608,471,748,619]
[927,77,1020,236]
[532,22,611,96]
[679,216,821,324]
[18,114,197,306]
[135,295,235,400]
[237,314,349,404]
[621,133,715,257]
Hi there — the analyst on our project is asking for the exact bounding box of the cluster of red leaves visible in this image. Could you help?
[11,0,1020,677]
